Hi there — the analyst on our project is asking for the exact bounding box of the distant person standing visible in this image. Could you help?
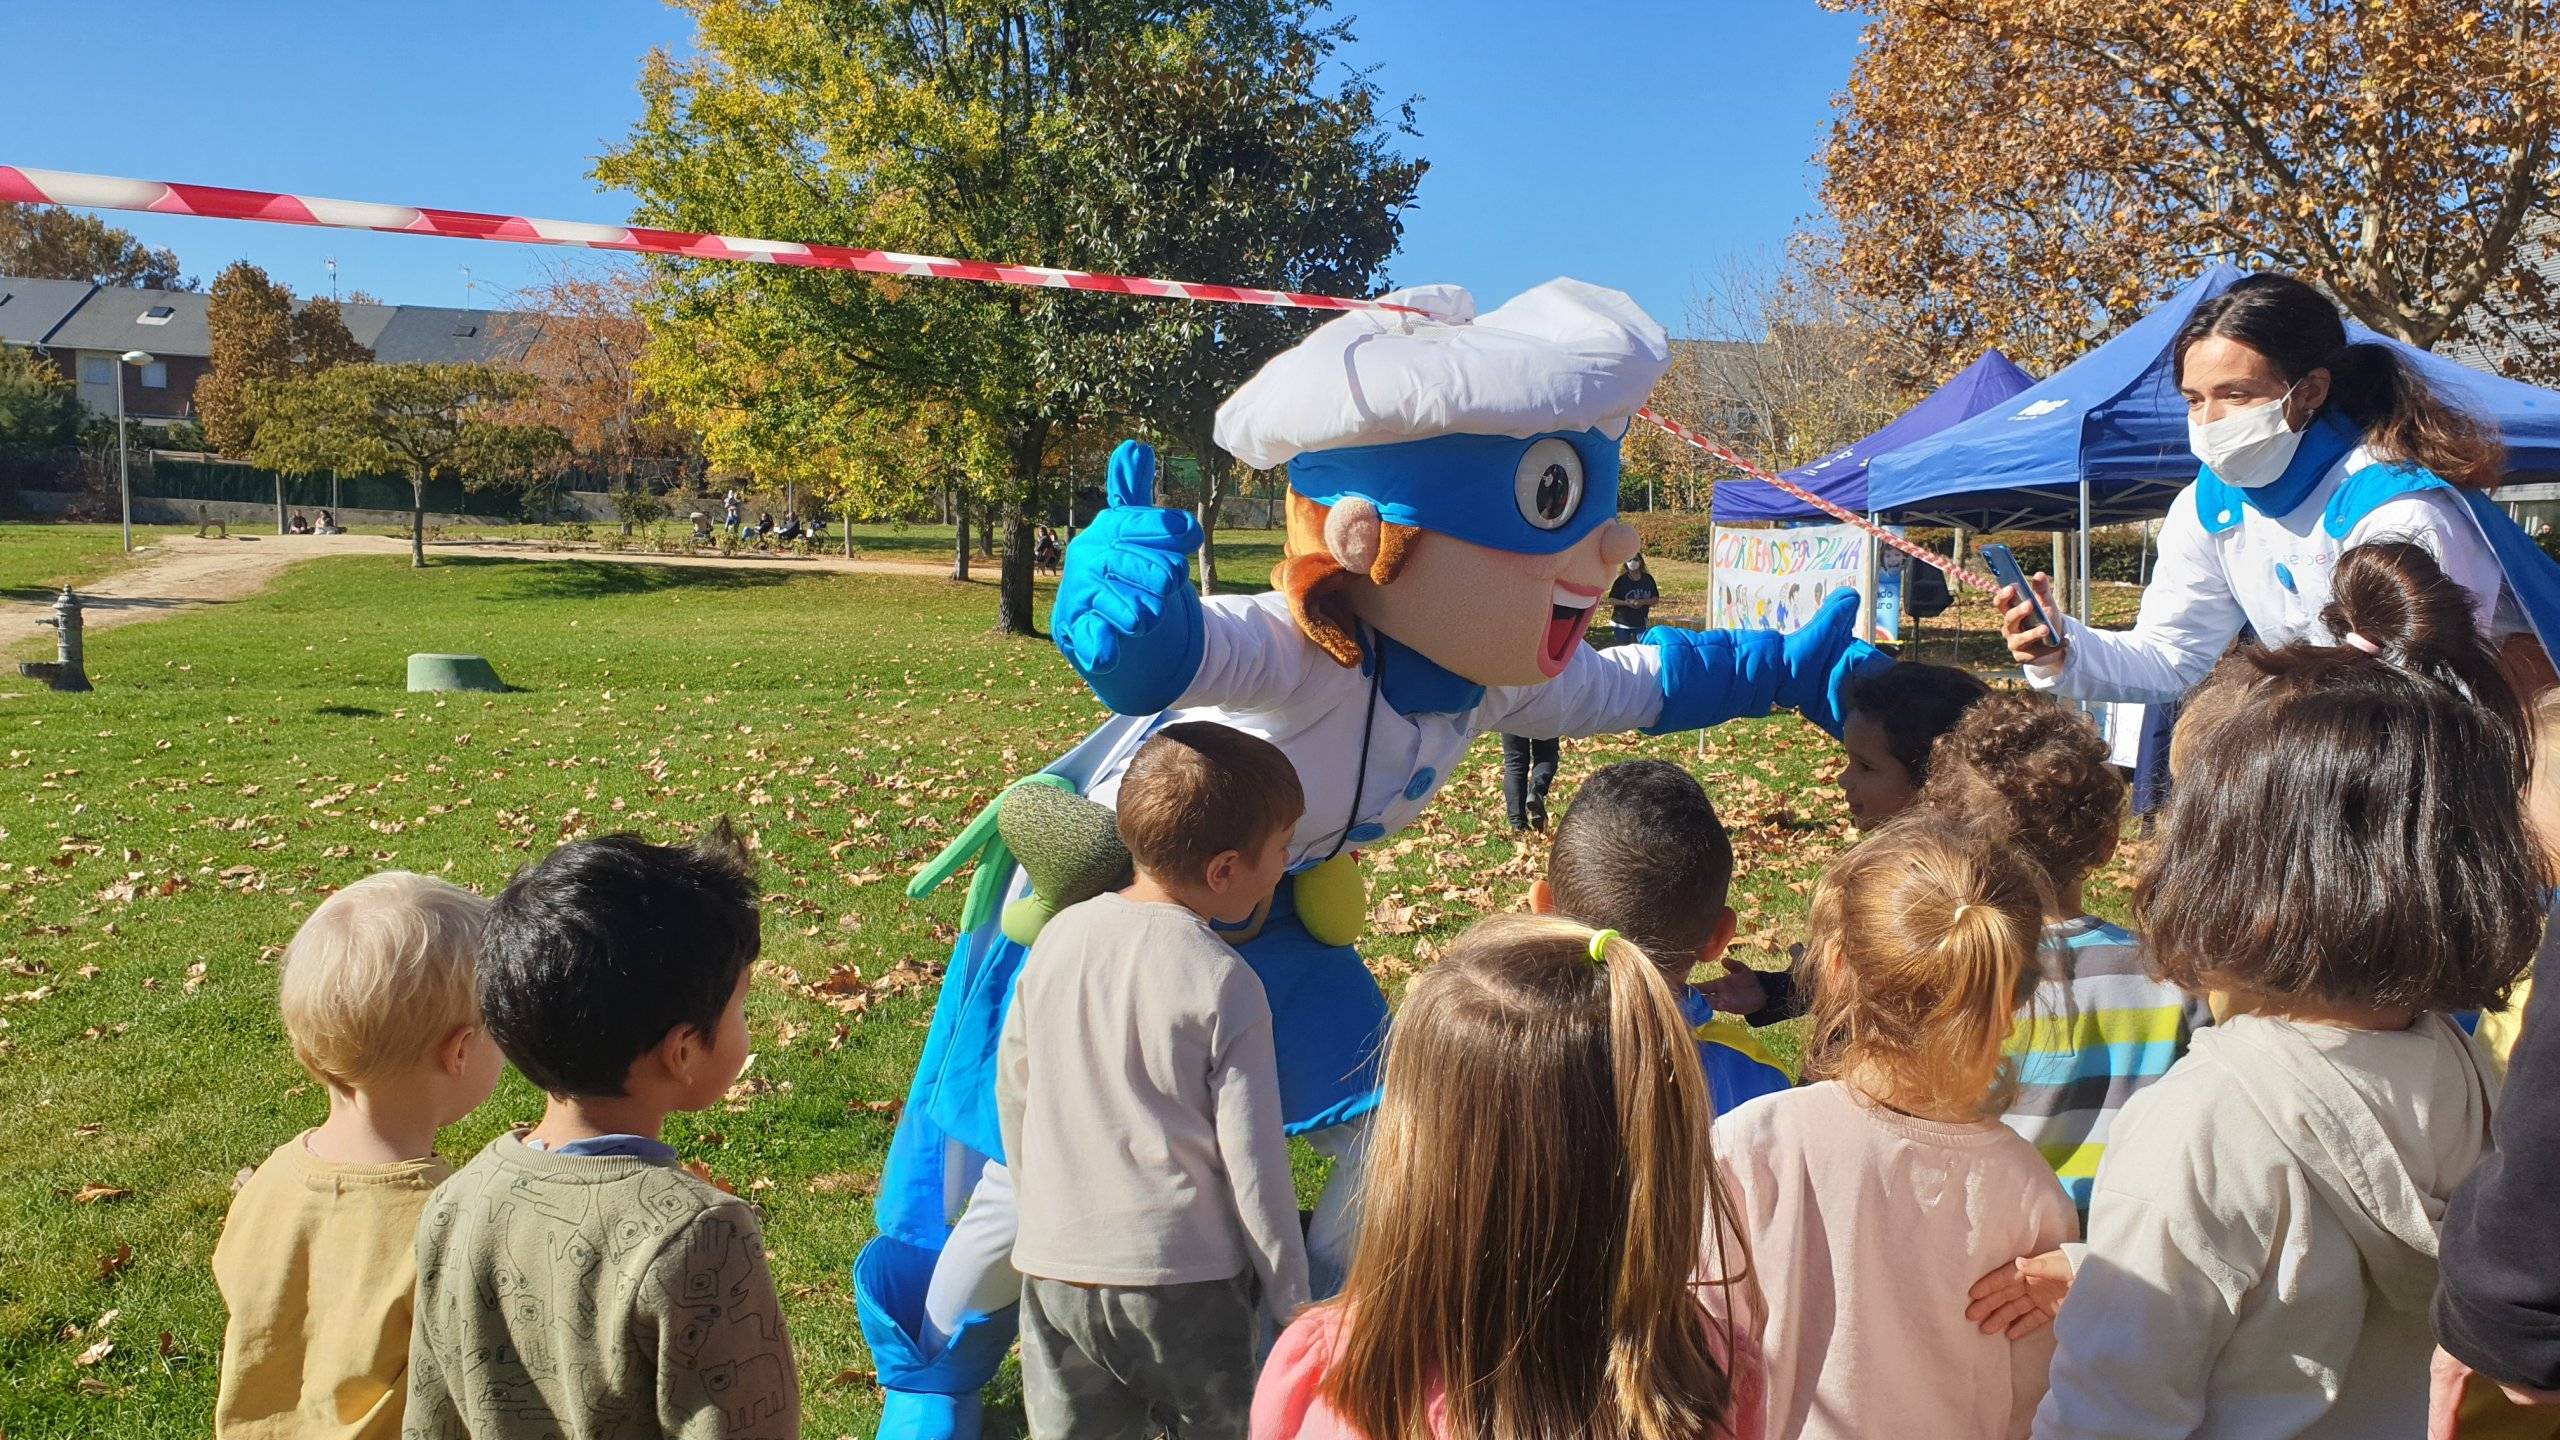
[1501,733,1562,831]
[1609,554,1661,645]
[722,488,743,537]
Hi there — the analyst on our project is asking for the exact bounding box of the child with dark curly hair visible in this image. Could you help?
[1922,694,2213,1230]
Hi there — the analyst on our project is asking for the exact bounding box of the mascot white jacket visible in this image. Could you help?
[855,280,1884,1439]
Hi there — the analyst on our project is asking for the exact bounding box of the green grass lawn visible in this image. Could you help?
[0,522,183,602]
[0,532,2131,1438]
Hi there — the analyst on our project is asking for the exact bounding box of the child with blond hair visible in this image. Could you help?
[214,871,502,1439]
[1253,914,1764,1440]
[1711,817,2076,1440]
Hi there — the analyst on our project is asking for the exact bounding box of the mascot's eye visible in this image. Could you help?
[1513,438,1586,531]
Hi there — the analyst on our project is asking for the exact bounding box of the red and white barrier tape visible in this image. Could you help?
[0,165,1431,318]
[1635,408,1996,593]
[3,163,1990,592]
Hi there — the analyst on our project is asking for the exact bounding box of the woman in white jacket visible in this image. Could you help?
[2034,544,2541,1439]
[1999,273,2548,692]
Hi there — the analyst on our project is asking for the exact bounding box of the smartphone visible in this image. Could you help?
[1981,544,2060,643]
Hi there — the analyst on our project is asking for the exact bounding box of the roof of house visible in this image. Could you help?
[0,277,101,347]
[334,300,400,353]
[369,305,543,366]
[0,275,549,366]
[42,284,213,356]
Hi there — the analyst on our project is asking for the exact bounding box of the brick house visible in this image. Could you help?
[0,274,543,430]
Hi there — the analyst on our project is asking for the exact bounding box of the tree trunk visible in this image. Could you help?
[996,423,1048,636]
[952,497,971,582]
[410,480,427,568]
[275,473,287,536]
[1189,414,1223,596]
[978,500,998,559]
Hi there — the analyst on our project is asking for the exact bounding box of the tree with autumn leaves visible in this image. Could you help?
[1819,0,2560,381]
[195,263,374,458]
[598,0,1420,632]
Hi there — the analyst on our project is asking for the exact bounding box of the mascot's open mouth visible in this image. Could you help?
[1542,582,1601,676]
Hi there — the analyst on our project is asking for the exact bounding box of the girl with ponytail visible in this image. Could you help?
[2000,271,2560,702]
[1250,915,1764,1440]
[1712,817,2077,1440]
[2037,572,2539,1437]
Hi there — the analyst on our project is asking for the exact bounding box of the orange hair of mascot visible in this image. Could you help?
[1279,491,1422,668]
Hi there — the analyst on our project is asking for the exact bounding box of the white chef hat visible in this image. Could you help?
[1211,278,1673,472]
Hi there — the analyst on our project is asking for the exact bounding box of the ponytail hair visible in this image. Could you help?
[1322,913,1748,1440]
[1804,812,2048,1117]
[2318,540,2527,766]
[2175,273,2505,488]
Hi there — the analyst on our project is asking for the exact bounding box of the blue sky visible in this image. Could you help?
[0,1,1864,333]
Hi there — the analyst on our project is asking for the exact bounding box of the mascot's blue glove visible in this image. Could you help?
[1644,589,1890,740]
[1780,589,1892,739]
[1054,440,1206,715]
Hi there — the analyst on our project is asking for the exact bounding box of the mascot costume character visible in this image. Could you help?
[856,279,1887,1439]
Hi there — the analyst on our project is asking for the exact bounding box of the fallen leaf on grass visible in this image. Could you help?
[683,1160,738,1196]
[807,1172,878,1197]
[828,1366,878,1389]
[69,1183,128,1205]
[97,1244,132,1281]
[74,1338,113,1367]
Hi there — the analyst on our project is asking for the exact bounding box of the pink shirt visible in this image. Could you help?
[1250,1303,1766,1440]
[1711,1081,2079,1440]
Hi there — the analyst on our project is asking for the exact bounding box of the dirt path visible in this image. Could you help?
[0,533,969,657]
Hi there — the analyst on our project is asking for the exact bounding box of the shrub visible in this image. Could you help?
[1626,509,1716,563]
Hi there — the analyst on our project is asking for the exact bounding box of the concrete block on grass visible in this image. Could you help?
[406,653,508,693]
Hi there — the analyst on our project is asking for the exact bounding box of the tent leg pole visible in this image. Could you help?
[2077,477,2092,621]
[1858,512,1880,647]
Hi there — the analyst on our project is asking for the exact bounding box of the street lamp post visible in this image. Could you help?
[115,350,154,554]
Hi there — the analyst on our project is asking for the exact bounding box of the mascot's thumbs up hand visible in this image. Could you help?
[1054,440,1207,715]
[1779,589,1892,739]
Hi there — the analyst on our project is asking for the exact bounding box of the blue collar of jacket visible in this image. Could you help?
[1362,627,1485,716]
[2195,412,2363,534]
[1287,428,1623,556]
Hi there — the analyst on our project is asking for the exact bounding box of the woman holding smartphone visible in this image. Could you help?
[1999,272,2559,697]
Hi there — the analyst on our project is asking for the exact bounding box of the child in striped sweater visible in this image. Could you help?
[1924,694,2211,1224]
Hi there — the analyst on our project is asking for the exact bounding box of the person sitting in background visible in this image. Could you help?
[1535,758,1793,1114]
[1607,552,1661,644]
[288,512,311,534]
[777,512,803,542]
[405,821,797,1439]
[214,872,502,1440]
[314,508,338,534]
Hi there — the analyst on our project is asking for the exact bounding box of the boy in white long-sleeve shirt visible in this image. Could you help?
[998,720,1311,1440]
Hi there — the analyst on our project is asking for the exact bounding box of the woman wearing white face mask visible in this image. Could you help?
[1998,272,2556,701]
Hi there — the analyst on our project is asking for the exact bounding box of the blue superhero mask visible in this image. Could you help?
[1284,428,1624,557]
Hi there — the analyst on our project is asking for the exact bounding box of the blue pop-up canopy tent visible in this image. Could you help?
[1867,263,2560,534]
[1711,349,2036,522]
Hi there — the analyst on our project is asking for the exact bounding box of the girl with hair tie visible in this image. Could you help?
[1999,272,2560,699]
[1250,915,1765,1440]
